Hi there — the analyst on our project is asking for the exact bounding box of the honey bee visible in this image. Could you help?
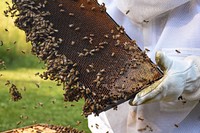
[174,124,179,128]
[16,121,22,125]
[80,3,85,9]
[175,49,181,53]
[126,10,130,14]
[0,41,3,46]
[76,121,81,126]
[138,117,144,121]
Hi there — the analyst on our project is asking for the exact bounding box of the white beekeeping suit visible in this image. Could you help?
[88,0,200,133]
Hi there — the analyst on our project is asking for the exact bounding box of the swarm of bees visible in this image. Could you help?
[5,0,162,117]
[8,83,22,101]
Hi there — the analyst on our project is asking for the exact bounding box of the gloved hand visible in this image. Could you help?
[130,51,200,106]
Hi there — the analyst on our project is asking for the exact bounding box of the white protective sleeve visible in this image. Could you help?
[115,0,191,24]
[182,55,200,100]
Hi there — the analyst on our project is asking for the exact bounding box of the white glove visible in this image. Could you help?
[115,0,190,24]
[130,51,200,105]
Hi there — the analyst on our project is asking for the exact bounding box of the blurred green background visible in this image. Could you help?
[0,0,90,132]
[0,0,43,69]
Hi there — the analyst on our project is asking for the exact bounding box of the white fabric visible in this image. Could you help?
[88,0,200,133]
[115,0,190,24]
[132,52,200,105]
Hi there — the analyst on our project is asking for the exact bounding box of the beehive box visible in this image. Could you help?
[6,0,163,116]
[3,124,84,133]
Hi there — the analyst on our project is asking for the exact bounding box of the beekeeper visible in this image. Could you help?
[88,0,200,132]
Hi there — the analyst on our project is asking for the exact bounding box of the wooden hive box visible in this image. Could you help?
[3,124,84,133]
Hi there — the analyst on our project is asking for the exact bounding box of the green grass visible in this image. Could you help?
[0,69,90,132]
[0,45,44,69]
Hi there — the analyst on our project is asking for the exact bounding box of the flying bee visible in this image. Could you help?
[19,115,23,119]
[174,124,179,128]
[35,72,40,76]
[126,10,130,14]
[5,80,11,86]
[34,82,40,88]
[5,1,9,5]
[21,50,26,54]
[0,40,3,46]
[38,102,43,107]
[175,49,181,53]
[16,121,21,126]
[50,97,56,104]
[6,48,10,51]
[95,123,99,129]
[138,117,144,121]
[143,20,149,23]
[76,121,81,126]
